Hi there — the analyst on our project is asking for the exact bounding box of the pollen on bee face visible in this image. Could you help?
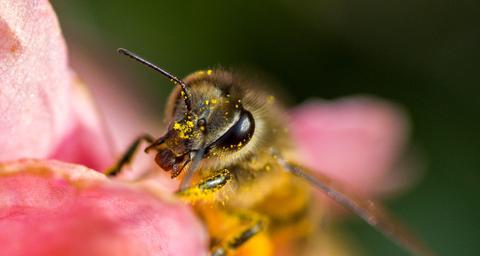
[173,121,194,139]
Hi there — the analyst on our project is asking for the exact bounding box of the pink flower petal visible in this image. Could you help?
[289,97,410,196]
[0,0,72,160]
[0,159,207,256]
[0,0,113,170]
[49,81,115,171]
[63,47,165,175]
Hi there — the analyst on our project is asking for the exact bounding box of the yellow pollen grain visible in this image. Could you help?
[205,100,210,105]
[235,104,239,108]
[173,122,181,130]
[211,99,218,104]
[173,121,192,139]
[267,95,275,104]
[207,69,213,75]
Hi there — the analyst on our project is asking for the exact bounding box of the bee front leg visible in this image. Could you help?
[175,169,232,202]
[105,134,155,177]
[176,170,269,255]
[210,210,267,256]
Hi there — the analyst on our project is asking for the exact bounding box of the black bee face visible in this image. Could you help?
[148,114,202,178]
[116,50,258,179]
[148,79,255,178]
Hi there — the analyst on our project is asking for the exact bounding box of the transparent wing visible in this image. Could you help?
[277,159,434,256]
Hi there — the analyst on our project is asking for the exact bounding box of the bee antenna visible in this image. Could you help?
[271,150,435,256]
[117,48,192,111]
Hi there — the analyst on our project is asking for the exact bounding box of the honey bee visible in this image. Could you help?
[107,48,433,256]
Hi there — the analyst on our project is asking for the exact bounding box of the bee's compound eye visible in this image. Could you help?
[210,109,255,151]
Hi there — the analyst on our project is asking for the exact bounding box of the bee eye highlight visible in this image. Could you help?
[208,109,255,151]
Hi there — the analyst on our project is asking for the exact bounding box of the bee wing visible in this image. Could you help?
[277,159,434,256]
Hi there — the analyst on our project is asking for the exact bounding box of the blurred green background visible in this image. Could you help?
[52,1,479,255]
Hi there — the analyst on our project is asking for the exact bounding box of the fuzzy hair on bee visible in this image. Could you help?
[166,69,288,171]
[107,48,434,256]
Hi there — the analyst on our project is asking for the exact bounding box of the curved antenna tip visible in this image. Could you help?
[115,47,193,111]
[117,48,128,54]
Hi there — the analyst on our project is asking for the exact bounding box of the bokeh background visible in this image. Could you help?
[52,1,479,255]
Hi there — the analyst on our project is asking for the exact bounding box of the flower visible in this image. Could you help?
[0,159,207,256]
[290,97,413,197]
[0,0,111,170]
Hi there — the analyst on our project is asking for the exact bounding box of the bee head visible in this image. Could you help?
[143,70,255,179]
[117,49,256,180]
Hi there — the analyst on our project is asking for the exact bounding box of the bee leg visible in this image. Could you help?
[177,171,269,255]
[211,211,267,256]
[105,134,155,177]
[175,169,232,202]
